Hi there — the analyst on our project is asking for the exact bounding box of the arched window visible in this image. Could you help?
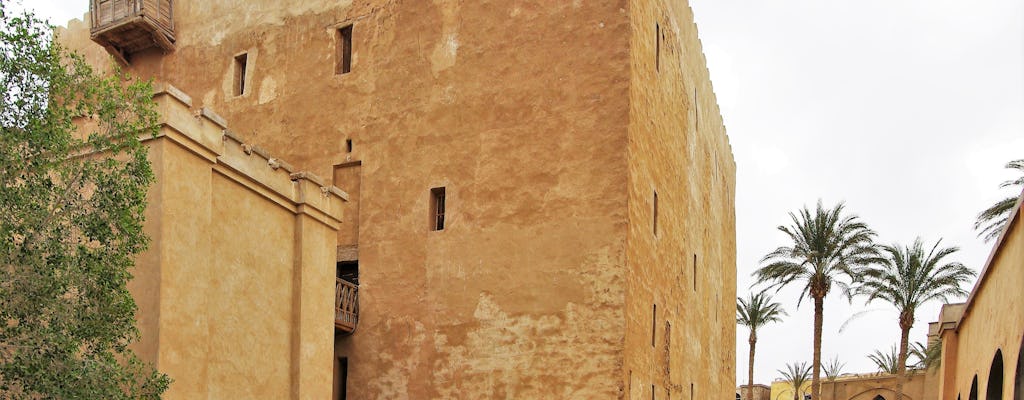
[988,350,1004,400]
[1015,334,1023,400]
[970,375,980,400]
[874,395,887,400]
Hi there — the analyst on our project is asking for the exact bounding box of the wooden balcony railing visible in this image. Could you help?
[89,0,175,63]
[335,278,359,333]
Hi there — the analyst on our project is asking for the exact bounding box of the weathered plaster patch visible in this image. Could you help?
[258,76,278,104]
[430,0,460,75]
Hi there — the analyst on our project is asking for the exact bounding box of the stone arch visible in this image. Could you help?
[847,387,913,400]
[970,375,979,400]
[989,349,1005,400]
[1015,334,1023,400]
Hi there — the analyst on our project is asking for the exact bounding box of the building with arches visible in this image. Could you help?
[929,190,1024,400]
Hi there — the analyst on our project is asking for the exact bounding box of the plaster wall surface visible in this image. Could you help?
[817,372,936,400]
[934,194,1024,400]
[59,0,736,398]
[623,0,736,399]
[119,89,347,399]
[738,384,772,400]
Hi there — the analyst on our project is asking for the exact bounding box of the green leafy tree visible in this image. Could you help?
[754,201,878,400]
[858,238,975,400]
[974,159,1023,242]
[867,345,902,375]
[0,4,169,398]
[737,292,787,400]
[777,362,812,400]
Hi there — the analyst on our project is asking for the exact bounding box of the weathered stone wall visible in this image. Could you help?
[121,88,346,399]
[934,193,1024,400]
[739,384,772,400]
[624,0,737,399]
[818,372,937,400]
[63,1,633,398]
[59,0,736,398]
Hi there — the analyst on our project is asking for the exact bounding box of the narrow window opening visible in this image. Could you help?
[345,139,353,153]
[334,357,348,400]
[690,383,694,400]
[653,190,659,236]
[430,187,446,231]
[664,321,672,378]
[652,304,657,347]
[692,254,697,291]
[693,88,699,131]
[233,53,248,96]
[655,23,660,72]
[337,25,353,74]
[652,384,656,400]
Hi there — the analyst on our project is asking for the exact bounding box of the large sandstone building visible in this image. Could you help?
[61,0,737,398]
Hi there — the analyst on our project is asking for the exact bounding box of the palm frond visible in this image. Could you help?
[822,356,845,381]
[975,159,1024,242]
[867,345,903,375]
[737,291,788,332]
[909,341,942,370]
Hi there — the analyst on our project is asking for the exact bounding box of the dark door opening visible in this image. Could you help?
[989,350,1004,400]
[337,261,358,285]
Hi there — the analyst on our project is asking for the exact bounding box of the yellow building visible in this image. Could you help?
[771,378,812,400]
[928,190,1024,400]
[62,0,737,399]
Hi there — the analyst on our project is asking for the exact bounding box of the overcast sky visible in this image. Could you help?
[689,0,1024,386]
[16,0,1024,388]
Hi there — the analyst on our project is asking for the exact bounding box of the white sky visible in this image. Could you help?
[15,0,1024,389]
[689,0,1024,386]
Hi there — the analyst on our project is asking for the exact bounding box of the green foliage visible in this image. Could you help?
[737,291,787,334]
[754,200,878,305]
[974,159,1024,242]
[777,361,811,400]
[0,4,169,398]
[910,341,942,370]
[822,356,845,381]
[858,238,975,323]
[755,200,877,400]
[867,345,903,375]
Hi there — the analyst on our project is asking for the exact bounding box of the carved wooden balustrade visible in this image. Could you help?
[89,0,175,63]
[335,278,359,333]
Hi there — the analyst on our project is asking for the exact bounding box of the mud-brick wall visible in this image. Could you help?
[624,0,737,399]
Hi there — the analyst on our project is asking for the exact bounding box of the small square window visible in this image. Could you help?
[430,187,446,231]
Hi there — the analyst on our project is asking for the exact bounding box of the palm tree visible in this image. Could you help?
[909,341,941,370]
[754,201,878,400]
[858,238,975,400]
[778,362,812,400]
[822,356,845,400]
[867,345,902,375]
[738,292,787,400]
[975,159,1023,242]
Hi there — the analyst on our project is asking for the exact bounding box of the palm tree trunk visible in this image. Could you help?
[749,332,757,400]
[812,296,823,400]
[896,311,913,400]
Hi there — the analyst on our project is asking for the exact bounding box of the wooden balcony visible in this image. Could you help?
[335,278,359,333]
[89,0,175,64]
